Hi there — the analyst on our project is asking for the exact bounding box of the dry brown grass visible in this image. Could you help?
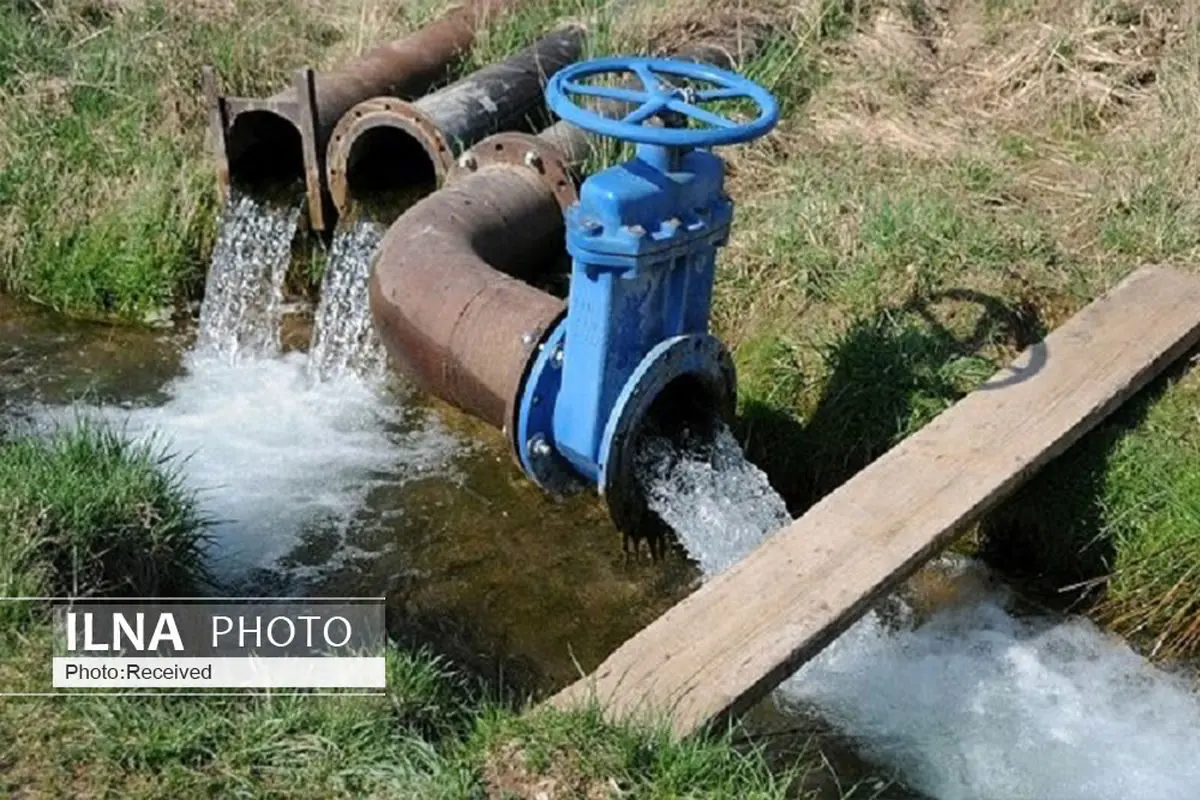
[613,0,816,57]
[807,0,1184,157]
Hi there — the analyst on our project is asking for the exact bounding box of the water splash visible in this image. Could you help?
[781,558,1200,800]
[307,218,388,383]
[195,191,302,363]
[31,351,461,585]
[637,422,790,576]
[636,425,1200,799]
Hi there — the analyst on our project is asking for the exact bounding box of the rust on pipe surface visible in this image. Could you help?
[369,165,567,432]
[203,0,527,231]
[326,25,585,219]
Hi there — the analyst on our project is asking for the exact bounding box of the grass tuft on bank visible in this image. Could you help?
[0,418,211,616]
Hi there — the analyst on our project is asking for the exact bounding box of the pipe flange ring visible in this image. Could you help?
[326,97,451,218]
[598,334,737,536]
[447,131,577,211]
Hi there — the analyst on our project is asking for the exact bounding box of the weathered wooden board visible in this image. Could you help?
[548,264,1200,737]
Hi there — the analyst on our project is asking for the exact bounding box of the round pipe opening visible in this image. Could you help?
[344,126,438,217]
[225,110,305,198]
[638,373,724,451]
[608,369,730,556]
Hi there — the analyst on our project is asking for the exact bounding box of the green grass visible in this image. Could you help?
[0,629,816,798]
[981,368,1200,658]
[470,704,803,799]
[1099,372,1200,658]
[0,419,211,613]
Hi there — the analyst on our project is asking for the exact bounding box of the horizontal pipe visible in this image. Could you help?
[203,0,530,230]
[326,25,586,219]
[369,165,567,432]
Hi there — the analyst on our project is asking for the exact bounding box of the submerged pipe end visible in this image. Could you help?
[326,97,449,219]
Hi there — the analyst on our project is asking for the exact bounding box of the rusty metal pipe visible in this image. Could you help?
[201,0,529,231]
[369,165,568,432]
[445,38,758,195]
[326,25,585,220]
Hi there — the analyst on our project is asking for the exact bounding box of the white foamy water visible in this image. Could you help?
[195,192,302,363]
[637,423,791,576]
[307,218,388,383]
[781,561,1200,800]
[637,424,1200,800]
[32,351,460,583]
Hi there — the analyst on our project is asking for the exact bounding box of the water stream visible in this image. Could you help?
[306,217,388,383]
[195,191,302,363]
[28,352,461,587]
[0,295,692,693]
[636,422,1200,800]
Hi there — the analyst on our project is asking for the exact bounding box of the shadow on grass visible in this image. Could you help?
[737,289,1044,516]
[978,362,1185,607]
[736,285,1196,612]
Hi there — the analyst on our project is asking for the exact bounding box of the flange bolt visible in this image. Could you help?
[529,435,552,458]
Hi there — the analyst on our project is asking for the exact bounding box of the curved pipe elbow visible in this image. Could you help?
[369,165,567,433]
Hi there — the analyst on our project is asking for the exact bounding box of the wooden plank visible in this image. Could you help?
[547,264,1200,737]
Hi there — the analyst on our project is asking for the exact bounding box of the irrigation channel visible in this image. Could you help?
[3,182,1200,796]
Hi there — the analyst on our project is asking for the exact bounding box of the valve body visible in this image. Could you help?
[515,144,739,530]
[512,56,777,532]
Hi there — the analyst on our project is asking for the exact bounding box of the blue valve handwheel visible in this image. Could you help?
[545,56,779,148]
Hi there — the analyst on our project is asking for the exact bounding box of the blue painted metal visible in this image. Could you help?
[545,57,779,148]
[515,57,778,522]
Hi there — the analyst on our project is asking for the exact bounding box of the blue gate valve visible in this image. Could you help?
[515,57,779,532]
